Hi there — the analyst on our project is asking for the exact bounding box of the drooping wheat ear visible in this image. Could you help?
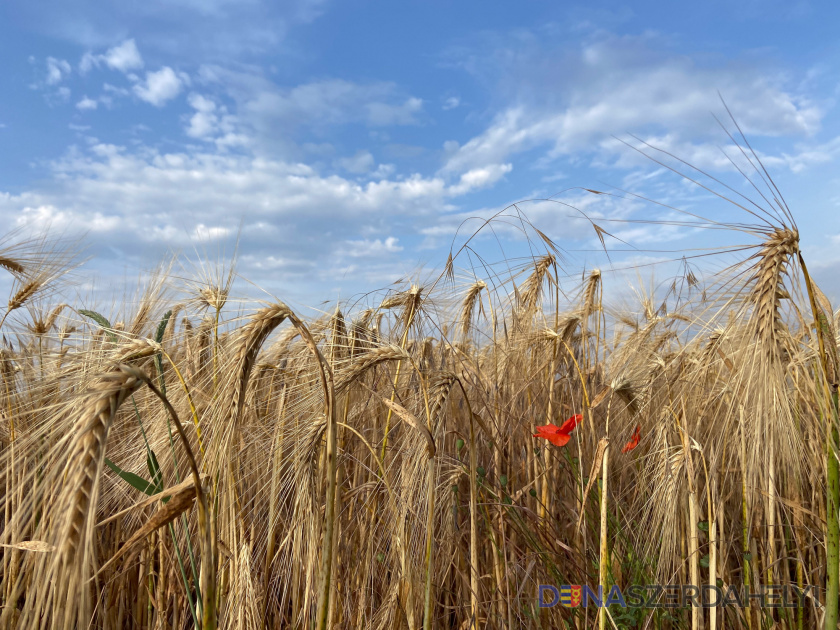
[52,368,145,628]
[380,284,423,331]
[611,376,640,415]
[459,280,486,339]
[111,338,162,362]
[516,254,555,324]
[542,313,582,342]
[428,371,457,430]
[750,227,798,356]
[44,303,67,331]
[198,285,229,312]
[335,345,412,392]
[7,280,40,313]
[582,268,602,320]
[379,287,413,310]
[0,257,23,275]
[327,306,348,363]
[236,541,261,630]
[225,303,292,427]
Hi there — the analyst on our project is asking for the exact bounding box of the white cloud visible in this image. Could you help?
[448,163,513,195]
[0,142,455,286]
[80,39,144,74]
[46,57,71,85]
[103,39,144,72]
[443,96,460,110]
[76,96,98,110]
[133,67,183,106]
[366,96,423,126]
[336,151,375,174]
[441,32,824,178]
[13,203,120,233]
[342,236,403,257]
[372,163,396,179]
[201,69,424,140]
[183,93,246,148]
[103,83,130,96]
[191,223,231,241]
[185,93,217,138]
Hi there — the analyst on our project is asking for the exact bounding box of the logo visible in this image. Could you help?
[538,583,820,609]
[559,585,582,608]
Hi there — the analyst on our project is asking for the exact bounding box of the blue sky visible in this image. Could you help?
[3,0,840,307]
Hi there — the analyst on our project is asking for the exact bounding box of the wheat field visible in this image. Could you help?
[0,130,838,629]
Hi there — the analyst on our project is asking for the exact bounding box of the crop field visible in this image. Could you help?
[0,133,838,630]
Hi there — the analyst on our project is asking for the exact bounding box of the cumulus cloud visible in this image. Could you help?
[441,31,824,177]
[133,67,184,106]
[448,163,513,195]
[80,39,144,74]
[76,96,97,110]
[45,57,71,85]
[185,93,218,137]
[0,141,453,290]
[183,93,247,148]
[442,96,460,110]
[199,69,425,146]
[103,39,144,72]
[366,96,423,126]
[342,236,403,257]
[10,25,840,302]
[336,151,375,174]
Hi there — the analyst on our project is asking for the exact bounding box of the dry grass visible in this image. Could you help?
[0,128,837,630]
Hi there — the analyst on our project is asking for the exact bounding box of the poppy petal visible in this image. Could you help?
[546,432,572,447]
[533,423,561,438]
[558,413,583,435]
[622,425,641,454]
[534,423,572,447]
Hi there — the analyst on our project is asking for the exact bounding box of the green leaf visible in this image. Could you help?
[105,457,157,496]
[700,554,710,568]
[499,474,508,487]
[456,438,465,451]
[698,520,709,532]
[476,466,486,477]
[154,311,173,394]
[146,449,165,497]
[79,309,117,342]
[155,310,173,344]
[529,488,537,497]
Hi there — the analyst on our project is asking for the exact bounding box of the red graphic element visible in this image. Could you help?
[570,585,582,607]
[560,585,582,607]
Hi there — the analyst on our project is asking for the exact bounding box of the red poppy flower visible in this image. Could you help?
[533,424,573,447]
[622,425,641,454]
[534,414,583,448]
